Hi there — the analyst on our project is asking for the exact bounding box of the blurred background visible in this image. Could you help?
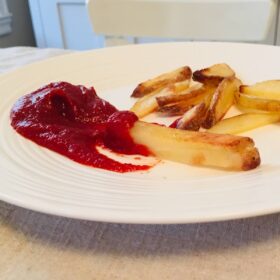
[0,0,279,50]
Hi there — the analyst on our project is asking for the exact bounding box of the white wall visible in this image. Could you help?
[0,0,35,47]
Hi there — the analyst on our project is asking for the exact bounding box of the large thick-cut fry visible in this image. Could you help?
[131,66,192,97]
[130,81,190,118]
[130,121,260,171]
[240,80,280,100]
[193,63,235,86]
[173,102,207,131]
[208,113,280,134]
[203,77,241,128]
[236,92,280,112]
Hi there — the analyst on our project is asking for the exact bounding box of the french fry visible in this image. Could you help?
[203,77,241,128]
[130,121,260,171]
[130,80,191,118]
[240,80,280,100]
[193,63,235,86]
[208,113,280,134]
[158,102,192,116]
[156,84,205,107]
[129,67,280,171]
[131,66,192,97]
[172,102,207,131]
[130,88,170,118]
[157,84,216,116]
[173,80,191,92]
[236,93,280,112]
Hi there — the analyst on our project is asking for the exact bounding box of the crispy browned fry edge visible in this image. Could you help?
[193,63,235,86]
[158,89,213,116]
[202,77,241,129]
[130,81,192,118]
[158,102,193,116]
[242,146,261,171]
[131,66,192,97]
[175,102,207,131]
[157,84,216,116]
[156,85,205,106]
[130,121,261,171]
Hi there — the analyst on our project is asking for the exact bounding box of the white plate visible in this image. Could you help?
[1,42,280,224]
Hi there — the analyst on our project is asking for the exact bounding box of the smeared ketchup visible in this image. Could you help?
[10,82,151,173]
[169,118,180,128]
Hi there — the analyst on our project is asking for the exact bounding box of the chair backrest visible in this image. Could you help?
[86,0,276,43]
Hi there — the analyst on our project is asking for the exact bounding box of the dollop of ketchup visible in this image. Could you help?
[10,82,151,173]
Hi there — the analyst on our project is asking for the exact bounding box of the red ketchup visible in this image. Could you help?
[10,82,151,173]
[169,118,181,128]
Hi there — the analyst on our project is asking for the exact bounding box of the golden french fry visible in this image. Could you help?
[130,121,260,171]
[236,92,280,112]
[156,84,205,106]
[173,102,207,131]
[193,63,235,86]
[130,88,171,118]
[157,83,216,109]
[208,113,280,134]
[203,88,215,107]
[130,80,192,118]
[157,84,216,116]
[131,66,192,97]
[203,77,241,128]
[240,80,280,100]
[158,102,192,116]
[172,80,191,92]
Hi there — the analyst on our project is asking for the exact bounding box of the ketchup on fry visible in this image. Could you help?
[10,82,151,173]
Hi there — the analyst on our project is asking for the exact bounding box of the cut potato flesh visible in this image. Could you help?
[208,113,280,134]
[240,80,280,100]
[131,88,171,118]
[130,121,260,171]
[236,93,280,112]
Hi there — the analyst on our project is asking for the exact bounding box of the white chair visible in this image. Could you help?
[86,0,276,46]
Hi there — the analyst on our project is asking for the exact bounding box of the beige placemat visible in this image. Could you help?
[1,201,280,280]
[1,47,280,280]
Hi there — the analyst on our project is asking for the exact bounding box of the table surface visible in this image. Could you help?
[1,47,280,280]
